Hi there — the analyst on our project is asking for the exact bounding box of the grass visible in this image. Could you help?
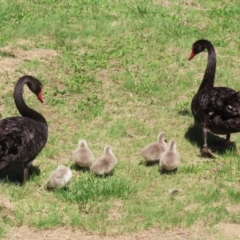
[55,173,135,203]
[1,0,240,238]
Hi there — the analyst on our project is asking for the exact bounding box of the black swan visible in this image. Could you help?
[0,75,48,183]
[189,39,240,157]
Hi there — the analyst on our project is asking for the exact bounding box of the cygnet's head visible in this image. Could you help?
[157,132,167,143]
[169,140,176,151]
[104,145,113,155]
[78,139,88,148]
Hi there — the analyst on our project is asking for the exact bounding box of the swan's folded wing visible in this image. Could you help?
[0,127,23,169]
[0,117,42,168]
[0,119,23,157]
[199,87,238,116]
[210,115,240,134]
[220,91,240,117]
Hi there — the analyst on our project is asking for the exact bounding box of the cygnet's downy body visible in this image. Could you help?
[90,145,117,175]
[159,140,180,173]
[141,132,168,162]
[46,165,72,189]
[72,139,94,167]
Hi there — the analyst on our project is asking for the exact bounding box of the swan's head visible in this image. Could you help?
[37,87,44,103]
[188,39,209,60]
[27,78,44,103]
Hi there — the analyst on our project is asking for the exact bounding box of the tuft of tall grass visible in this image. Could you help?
[55,173,136,203]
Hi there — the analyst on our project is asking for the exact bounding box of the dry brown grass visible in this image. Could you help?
[6,224,240,240]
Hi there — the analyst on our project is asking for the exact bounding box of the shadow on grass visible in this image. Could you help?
[46,185,70,192]
[70,163,90,172]
[0,164,41,185]
[159,168,178,175]
[178,109,192,117]
[184,123,236,155]
[92,172,114,178]
[71,163,115,178]
[139,160,159,167]
[71,162,118,179]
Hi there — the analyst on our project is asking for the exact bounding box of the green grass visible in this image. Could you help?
[55,173,135,203]
[1,0,240,238]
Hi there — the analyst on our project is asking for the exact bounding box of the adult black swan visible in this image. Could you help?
[0,75,48,184]
[189,39,240,158]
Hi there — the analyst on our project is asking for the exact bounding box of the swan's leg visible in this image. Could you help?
[203,126,208,148]
[225,133,232,145]
[226,133,230,142]
[201,126,216,158]
[22,162,31,185]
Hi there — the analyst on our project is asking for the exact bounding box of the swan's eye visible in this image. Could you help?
[228,105,233,110]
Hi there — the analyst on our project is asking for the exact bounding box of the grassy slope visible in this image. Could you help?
[1,0,240,237]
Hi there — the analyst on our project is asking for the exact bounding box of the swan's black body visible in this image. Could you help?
[189,40,240,157]
[0,76,48,183]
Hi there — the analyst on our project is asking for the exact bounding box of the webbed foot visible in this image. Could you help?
[223,139,233,147]
[201,147,216,158]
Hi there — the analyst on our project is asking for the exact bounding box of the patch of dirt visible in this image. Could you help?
[216,223,240,239]
[0,45,58,61]
[107,200,123,222]
[0,195,14,211]
[226,204,240,213]
[0,195,15,226]
[0,58,21,75]
[0,46,58,77]
[6,224,240,240]
[153,0,202,9]
[13,48,58,61]
[153,0,170,7]
[96,69,116,89]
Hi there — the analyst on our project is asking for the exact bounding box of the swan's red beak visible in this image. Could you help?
[188,51,195,60]
[37,90,44,103]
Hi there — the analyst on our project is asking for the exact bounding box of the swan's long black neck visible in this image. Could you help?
[14,76,47,124]
[198,43,216,92]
